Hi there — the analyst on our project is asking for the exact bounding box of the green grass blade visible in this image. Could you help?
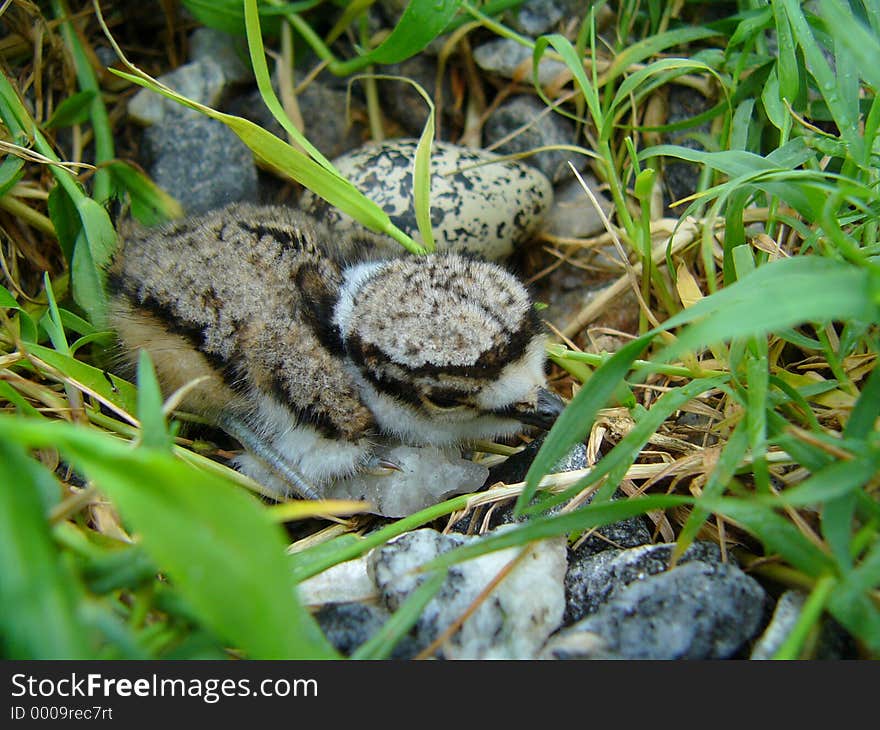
[0,415,337,659]
[781,0,864,162]
[657,257,878,366]
[109,68,426,255]
[423,495,694,571]
[43,90,96,130]
[673,419,750,563]
[534,34,603,130]
[703,496,835,577]
[104,161,183,225]
[822,493,857,573]
[52,0,114,203]
[23,342,139,420]
[518,335,653,515]
[135,350,173,451]
[773,574,837,659]
[243,0,336,172]
[772,454,880,509]
[0,440,91,658]
[523,375,729,516]
[604,26,718,84]
[827,540,880,652]
[844,363,880,439]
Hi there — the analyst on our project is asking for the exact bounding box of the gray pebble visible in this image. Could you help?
[484,95,584,183]
[543,174,613,239]
[368,528,567,659]
[128,58,227,126]
[543,561,768,659]
[225,80,367,162]
[189,27,252,85]
[473,38,569,86]
[564,541,724,624]
[314,602,421,659]
[506,0,587,36]
[142,115,258,215]
[662,85,712,213]
[750,590,858,660]
[300,138,553,260]
[380,56,458,136]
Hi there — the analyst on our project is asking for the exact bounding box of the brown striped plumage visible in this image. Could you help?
[107,202,561,498]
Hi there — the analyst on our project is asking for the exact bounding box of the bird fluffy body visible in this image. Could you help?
[107,202,559,498]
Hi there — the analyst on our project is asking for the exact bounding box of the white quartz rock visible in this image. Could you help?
[296,556,377,607]
[368,527,567,659]
[320,445,489,518]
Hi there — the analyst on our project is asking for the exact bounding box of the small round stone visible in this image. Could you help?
[300,138,553,260]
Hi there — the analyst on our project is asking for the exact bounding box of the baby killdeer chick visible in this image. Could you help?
[107,202,564,500]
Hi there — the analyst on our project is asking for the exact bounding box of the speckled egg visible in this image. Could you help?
[300,138,553,260]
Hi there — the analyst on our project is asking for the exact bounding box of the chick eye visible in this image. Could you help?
[420,393,467,412]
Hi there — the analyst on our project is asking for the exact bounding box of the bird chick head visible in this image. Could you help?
[334,253,563,445]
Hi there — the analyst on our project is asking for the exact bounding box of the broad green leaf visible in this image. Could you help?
[0,440,91,658]
[761,67,788,131]
[43,90,96,129]
[0,415,337,659]
[24,342,138,417]
[364,0,462,65]
[104,160,183,226]
[136,350,173,451]
[0,152,24,197]
[0,283,18,308]
[47,184,80,264]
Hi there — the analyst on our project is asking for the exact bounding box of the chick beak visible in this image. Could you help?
[512,387,565,430]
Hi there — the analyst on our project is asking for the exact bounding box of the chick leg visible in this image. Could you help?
[220,413,321,501]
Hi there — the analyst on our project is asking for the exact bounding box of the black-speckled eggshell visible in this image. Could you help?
[300,139,553,260]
